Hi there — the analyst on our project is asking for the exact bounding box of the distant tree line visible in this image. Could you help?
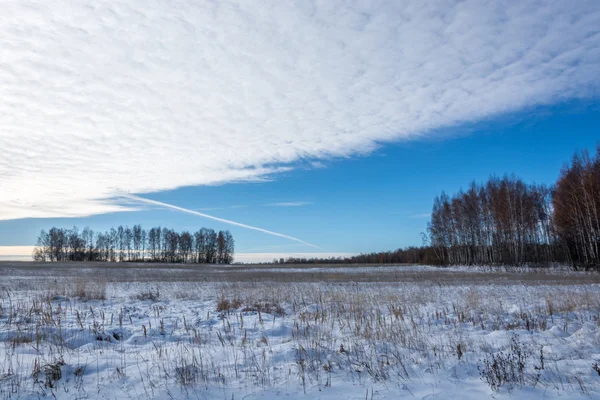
[272,246,440,265]
[33,225,234,264]
[428,145,600,269]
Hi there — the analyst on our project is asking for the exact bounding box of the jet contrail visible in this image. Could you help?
[120,193,321,249]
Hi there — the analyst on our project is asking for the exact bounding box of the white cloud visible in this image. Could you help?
[0,246,35,257]
[267,202,312,207]
[309,161,327,169]
[1,1,599,219]
[408,213,431,219]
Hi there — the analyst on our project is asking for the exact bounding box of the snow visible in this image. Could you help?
[1,264,599,399]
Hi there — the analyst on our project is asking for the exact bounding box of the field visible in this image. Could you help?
[1,262,600,399]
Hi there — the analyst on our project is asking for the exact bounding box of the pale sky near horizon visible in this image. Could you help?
[1,1,600,261]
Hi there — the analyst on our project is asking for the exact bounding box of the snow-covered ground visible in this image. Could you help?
[1,264,600,399]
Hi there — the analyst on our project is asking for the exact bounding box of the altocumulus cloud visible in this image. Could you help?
[1,1,599,220]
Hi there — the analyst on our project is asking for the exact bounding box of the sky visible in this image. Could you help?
[1,1,600,262]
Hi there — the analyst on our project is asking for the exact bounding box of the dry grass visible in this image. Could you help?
[42,278,107,301]
[1,266,600,398]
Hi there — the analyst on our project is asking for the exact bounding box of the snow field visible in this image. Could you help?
[1,269,600,399]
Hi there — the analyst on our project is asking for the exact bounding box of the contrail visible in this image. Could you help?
[120,193,321,249]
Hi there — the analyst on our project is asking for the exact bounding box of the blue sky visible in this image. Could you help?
[1,100,598,259]
[1,1,599,261]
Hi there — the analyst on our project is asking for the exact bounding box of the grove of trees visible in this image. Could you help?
[428,177,563,266]
[428,145,600,269]
[33,225,234,264]
[554,147,600,267]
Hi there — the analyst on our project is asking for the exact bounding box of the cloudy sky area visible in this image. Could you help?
[1,1,600,260]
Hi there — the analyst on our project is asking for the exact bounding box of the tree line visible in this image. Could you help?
[271,246,439,265]
[428,145,600,269]
[273,144,599,269]
[33,225,234,264]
